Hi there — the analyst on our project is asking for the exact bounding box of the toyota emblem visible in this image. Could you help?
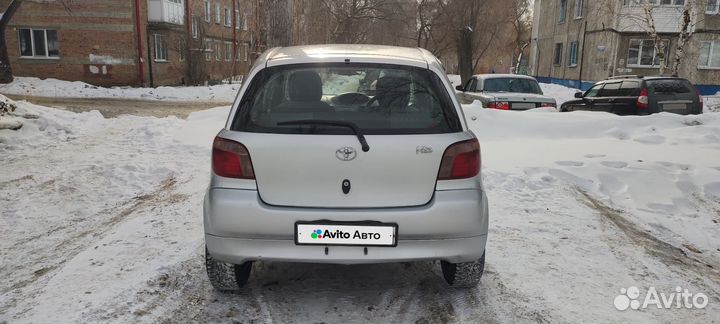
[335,147,357,161]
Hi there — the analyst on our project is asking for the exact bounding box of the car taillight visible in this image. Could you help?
[486,101,510,110]
[636,87,649,109]
[540,102,556,108]
[696,87,704,109]
[437,139,480,180]
[212,137,255,179]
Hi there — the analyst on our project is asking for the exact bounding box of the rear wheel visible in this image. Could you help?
[440,252,485,288]
[205,247,252,291]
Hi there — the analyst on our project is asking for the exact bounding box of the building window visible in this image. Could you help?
[224,8,232,27]
[235,10,241,30]
[244,43,249,61]
[178,40,186,62]
[18,28,59,58]
[225,42,233,61]
[215,41,222,61]
[553,43,563,66]
[627,39,668,67]
[215,4,221,24]
[708,0,719,14]
[699,40,720,68]
[192,16,199,38]
[574,0,583,18]
[243,14,248,30]
[153,34,167,62]
[559,0,567,23]
[568,41,578,66]
[204,39,212,61]
[204,1,211,22]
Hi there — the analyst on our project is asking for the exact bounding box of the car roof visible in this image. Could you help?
[472,74,537,79]
[255,44,437,68]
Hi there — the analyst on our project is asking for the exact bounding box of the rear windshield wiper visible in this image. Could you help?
[277,120,370,152]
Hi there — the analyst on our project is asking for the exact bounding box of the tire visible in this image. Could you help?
[440,252,485,288]
[205,247,252,291]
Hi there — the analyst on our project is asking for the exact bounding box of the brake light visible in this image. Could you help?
[540,102,556,108]
[696,87,703,109]
[486,101,510,110]
[637,87,649,109]
[212,137,255,179]
[438,139,480,180]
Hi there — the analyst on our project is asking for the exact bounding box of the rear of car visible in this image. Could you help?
[458,74,556,110]
[203,45,489,290]
[561,76,703,115]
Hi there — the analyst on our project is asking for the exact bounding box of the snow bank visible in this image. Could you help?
[0,77,239,102]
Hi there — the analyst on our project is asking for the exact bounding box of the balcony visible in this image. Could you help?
[148,0,185,26]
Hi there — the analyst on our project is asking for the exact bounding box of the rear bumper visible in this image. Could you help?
[203,188,488,264]
[206,234,488,264]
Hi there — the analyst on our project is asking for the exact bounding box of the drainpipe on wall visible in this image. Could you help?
[133,0,145,86]
[578,20,587,89]
[233,0,238,79]
[184,0,191,85]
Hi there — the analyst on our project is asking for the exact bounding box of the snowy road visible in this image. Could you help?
[1,97,720,323]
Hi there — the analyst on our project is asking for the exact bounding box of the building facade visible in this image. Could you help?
[529,0,720,94]
[1,0,254,87]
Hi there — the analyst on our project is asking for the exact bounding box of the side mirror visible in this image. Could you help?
[574,92,584,98]
[455,85,465,92]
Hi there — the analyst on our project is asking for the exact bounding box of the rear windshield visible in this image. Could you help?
[482,78,542,94]
[646,79,694,95]
[231,63,462,135]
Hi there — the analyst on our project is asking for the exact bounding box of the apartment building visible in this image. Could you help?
[529,0,720,94]
[1,0,253,87]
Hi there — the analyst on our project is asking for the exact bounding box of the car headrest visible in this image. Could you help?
[376,76,411,107]
[289,71,323,102]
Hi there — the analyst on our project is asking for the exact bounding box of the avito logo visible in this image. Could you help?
[310,229,324,239]
[310,229,382,240]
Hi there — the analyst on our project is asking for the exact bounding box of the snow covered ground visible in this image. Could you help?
[0,77,239,102]
[1,84,720,323]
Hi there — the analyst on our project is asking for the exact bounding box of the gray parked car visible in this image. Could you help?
[456,74,556,109]
[204,45,489,291]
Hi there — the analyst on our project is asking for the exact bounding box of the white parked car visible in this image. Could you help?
[457,74,556,109]
[204,44,489,290]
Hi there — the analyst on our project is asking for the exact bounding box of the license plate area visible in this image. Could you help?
[295,221,398,247]
[511,102,536,109]
[662,103,687,112]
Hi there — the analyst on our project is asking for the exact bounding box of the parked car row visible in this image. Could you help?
[456,74,703,115]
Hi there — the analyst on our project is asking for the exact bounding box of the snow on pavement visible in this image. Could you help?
[1,91,720,323]
[0,77,239,102]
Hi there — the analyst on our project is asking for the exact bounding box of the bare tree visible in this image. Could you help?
[321,0,392,44]
[0,0,74,83]
[615,0,702,75]
[0,0,23,83]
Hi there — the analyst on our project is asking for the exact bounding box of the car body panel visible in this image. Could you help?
[217,129,473,208]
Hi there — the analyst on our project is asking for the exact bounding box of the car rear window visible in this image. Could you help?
[482,78,543,94]
[231,63,462,135]
[646,79,693,95]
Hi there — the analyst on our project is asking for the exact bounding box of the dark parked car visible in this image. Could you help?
[560,75,703,115]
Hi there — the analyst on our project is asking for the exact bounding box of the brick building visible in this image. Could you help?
[1,0,254,87]
[529,0,720,94]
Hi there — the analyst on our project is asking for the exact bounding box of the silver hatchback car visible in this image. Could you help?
[204,45,489,289]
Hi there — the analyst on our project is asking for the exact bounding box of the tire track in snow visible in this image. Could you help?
[0,176,184,317]
[576,189,720,294]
